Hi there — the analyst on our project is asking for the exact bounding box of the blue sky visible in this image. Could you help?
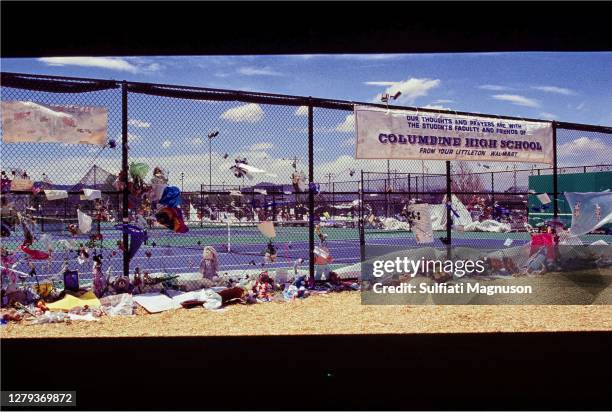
[1,53,611,190]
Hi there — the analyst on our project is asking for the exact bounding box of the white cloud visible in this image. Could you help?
[221,103,264,123]
[128,119,151,128]
[539,112,558,120]
[246,151,270,160]
[294,106,308,116]
[335,114,355,133]
[39,57,140,73]
[116,132,141,143]
[162,140,172,149]
[248,142,274,151]
[191,137,203,146]
[576,102,586,111]
[531,86,577,96]
[364,81,397,86]
[145,63,162,72]
[558,137,612,165]
[433,99,454,104]
[237,66,283,76]
[214,72,230,78]
[342,137,355,147]
[479,84,512,91]
[422,104,451,111]
[492,94,540,108]
[373,78,441,105]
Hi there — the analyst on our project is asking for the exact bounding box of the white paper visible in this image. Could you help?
[314,246,329,259]
[408,203,434,244]
[77,209,93,233]
[257,221,276,238]
[133,293,181,313]
[81,188,101,200]
[504,238,514,247]
[44,190,68,200]
[536,193,551,204]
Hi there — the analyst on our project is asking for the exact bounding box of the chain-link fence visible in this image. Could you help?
[1,72,611,297]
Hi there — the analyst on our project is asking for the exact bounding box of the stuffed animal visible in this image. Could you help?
[92,255,107,298]
[199,246,219,280]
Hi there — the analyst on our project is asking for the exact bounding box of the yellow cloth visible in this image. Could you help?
[46,290,101,311]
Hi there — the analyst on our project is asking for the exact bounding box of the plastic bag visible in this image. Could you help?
[283,285,298,300]
[100,293,134,316]
[198,289,223,310]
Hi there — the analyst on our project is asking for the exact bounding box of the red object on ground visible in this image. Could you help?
[530,233,555,259]
[218,287,245,304]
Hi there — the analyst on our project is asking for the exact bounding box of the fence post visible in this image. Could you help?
[552,121,558,219]
[491,172,495,206]
[121,81,130,277]
[446,161,452,259]
[408,173,411,202]
[359,170,365,265]
[308,99,315,284]
[332,182,335,218]
[200,184,204,228]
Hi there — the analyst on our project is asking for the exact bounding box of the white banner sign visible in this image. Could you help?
[2,101,107,146]
[355,105,553,164]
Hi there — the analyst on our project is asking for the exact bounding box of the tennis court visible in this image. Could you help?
[4,216,610,287]
[1,72,611,295]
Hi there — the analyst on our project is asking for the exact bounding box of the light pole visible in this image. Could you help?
[181,172,184,192]
[208,130,219,192]
[381,91,401,215]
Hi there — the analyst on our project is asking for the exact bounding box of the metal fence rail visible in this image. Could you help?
[1,71,611,292]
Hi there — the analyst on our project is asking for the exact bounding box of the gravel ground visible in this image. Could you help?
[2,289,612,338]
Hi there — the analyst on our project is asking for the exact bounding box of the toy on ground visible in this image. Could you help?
[199,246,219,280]
[92,254,107,298]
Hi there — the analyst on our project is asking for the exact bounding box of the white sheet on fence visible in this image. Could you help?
[1,101,107,146]
[564,191,612,236]
[187,203,196,222]
[431,195,473,230]
[463,219,511,233]
[382,217,410,231]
